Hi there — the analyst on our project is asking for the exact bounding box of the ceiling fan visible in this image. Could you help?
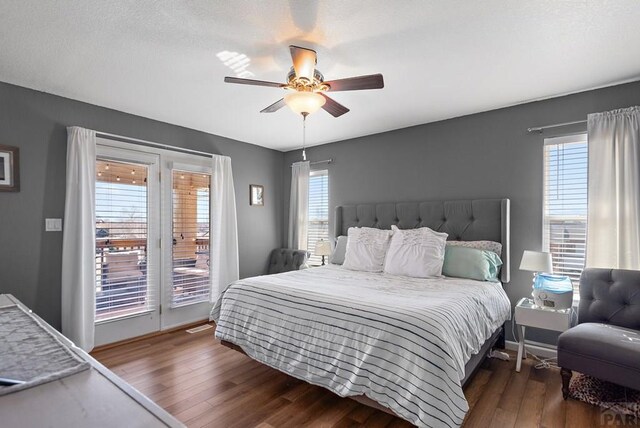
[224,45,384,118]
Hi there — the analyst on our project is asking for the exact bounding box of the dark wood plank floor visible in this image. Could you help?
[92,324,605,428]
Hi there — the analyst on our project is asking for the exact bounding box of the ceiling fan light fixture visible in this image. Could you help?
[225,45,383,117]
[284,91,326,115]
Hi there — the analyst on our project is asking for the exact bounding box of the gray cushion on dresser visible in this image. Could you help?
[334,198,510,282]
[558,268,640,392]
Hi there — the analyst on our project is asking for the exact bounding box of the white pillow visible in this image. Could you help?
[329,235,348,265]
[343,227,392,272]
[383,225,448,278]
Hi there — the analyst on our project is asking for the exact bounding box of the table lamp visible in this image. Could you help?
[314,240,332,266]
[519,250,552,278]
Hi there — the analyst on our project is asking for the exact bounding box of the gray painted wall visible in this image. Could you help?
[283,80,640,345]
[0,81,284,330]
[3,77,639,344]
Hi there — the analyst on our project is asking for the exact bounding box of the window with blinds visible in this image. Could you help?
[171,170,211,306]
[95,159,150,321]
[307,170,329,266]
[543,134,588,293]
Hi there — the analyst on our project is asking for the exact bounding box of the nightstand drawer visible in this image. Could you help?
[515,298,571,332]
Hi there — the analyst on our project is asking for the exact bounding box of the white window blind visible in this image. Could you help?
[307,170,329,266]
[95,159,151,321]
[171,170,211,306]
[543,134,588,293]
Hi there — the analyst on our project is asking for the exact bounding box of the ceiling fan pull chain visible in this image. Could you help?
[302,113,307,161]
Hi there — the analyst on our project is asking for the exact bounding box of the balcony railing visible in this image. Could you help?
[95,236,211,319]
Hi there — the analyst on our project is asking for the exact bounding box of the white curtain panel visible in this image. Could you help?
[210,155,239,301]
[288,161,310,250]
[61,127,96,351]
[586,106,640,269]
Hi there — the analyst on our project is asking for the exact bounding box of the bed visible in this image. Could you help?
[211,198,511,427]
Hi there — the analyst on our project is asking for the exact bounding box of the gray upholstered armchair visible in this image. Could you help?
[267,248,309,274]
[558,268,640,399]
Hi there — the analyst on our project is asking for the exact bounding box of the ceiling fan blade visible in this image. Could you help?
[289,45,316,81]
[320,93,349,117]
[323,74,384,92]
[224,76,286,88]
[260,98,286,113]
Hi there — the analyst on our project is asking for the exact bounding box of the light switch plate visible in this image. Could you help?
[45,218,62,232]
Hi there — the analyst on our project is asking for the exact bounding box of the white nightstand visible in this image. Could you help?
[514,297,572,372]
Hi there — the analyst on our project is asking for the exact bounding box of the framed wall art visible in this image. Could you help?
[249,184,264,206]
[0,144,20,192]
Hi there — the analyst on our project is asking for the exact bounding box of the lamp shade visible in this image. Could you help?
[519,250,553,273]
[284,91,326,115]
[314,240,332,256]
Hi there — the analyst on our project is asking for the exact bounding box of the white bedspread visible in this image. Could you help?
[210,265,511,427]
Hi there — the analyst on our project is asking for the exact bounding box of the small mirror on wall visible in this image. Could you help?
[0,144,19,192]
[250,184,264,206]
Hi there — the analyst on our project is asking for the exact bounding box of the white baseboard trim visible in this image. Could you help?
[505,340,557,359]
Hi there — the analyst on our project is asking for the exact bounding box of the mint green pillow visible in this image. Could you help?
[442,246,503,282]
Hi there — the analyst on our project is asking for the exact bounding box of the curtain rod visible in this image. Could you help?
[290,158,333,167]
[95,131,214,158]
[527,119,587,134]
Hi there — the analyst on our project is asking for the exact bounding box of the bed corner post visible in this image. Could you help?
[497,326,506,349]
[500,198,511,284]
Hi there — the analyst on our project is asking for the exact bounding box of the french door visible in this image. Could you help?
[94,140,213,346]
[160,162,212,329]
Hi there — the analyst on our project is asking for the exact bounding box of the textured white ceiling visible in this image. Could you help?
[1,1,639,151]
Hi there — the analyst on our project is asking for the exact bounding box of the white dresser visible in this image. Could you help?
[0,294,184,428]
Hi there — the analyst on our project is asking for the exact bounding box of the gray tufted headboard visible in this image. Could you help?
[334,198,510,283]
